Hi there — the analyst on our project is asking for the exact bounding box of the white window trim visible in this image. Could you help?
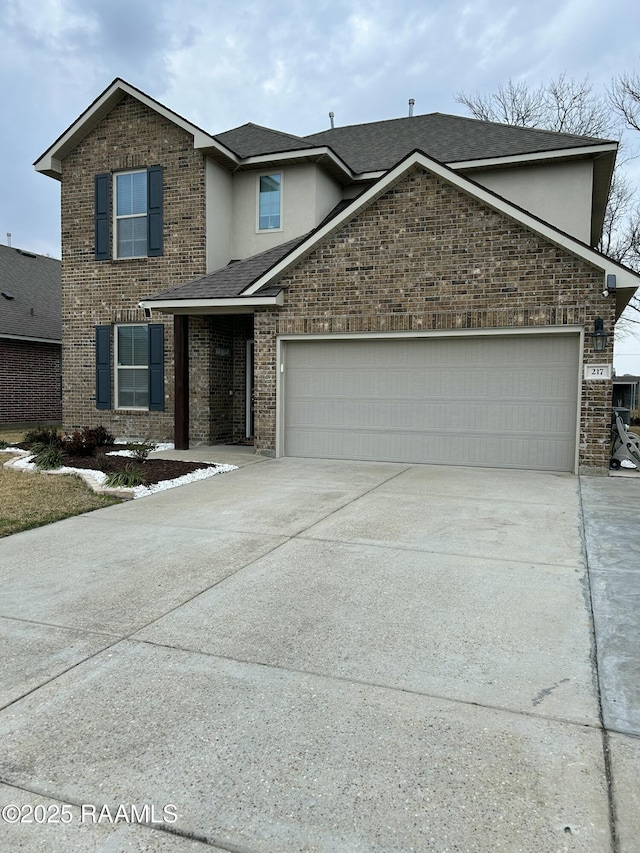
[113,169,148,259]
[114,323,149,410]
[256,171,283,233]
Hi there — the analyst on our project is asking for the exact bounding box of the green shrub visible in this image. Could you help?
[126,440,156,462]
[104,464,146,488]
[31,442,65,471]
[0,439,9,449]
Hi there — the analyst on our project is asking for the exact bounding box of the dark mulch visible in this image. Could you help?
[18,444,218,487]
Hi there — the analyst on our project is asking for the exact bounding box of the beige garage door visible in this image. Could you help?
[283,334,580,471]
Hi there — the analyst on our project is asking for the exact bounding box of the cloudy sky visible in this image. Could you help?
[1,0,640,370]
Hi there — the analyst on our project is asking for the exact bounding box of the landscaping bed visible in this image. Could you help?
[2,427,236,499]
[12,442,218,487]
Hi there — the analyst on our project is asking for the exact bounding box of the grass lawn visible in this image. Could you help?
[0,427,121,537]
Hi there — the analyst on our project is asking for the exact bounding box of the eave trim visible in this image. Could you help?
[34,78,239,178]
[138,293,284,313]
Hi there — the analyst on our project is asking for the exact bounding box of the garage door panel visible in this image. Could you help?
[283,335,579,472]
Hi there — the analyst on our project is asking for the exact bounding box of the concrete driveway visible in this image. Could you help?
[0,457,637,852]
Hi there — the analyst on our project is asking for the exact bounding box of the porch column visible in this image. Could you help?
[174,314,189,449]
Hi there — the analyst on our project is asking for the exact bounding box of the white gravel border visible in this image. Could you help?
[1,447,236,500]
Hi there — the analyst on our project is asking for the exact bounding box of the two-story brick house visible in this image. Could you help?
[35,78,640,472]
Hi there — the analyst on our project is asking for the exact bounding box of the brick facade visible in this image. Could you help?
[0,339,62,424]
[60,110,614,470]
[253,166,615,471]
[60,95,207,440]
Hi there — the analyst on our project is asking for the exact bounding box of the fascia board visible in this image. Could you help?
[448,143,618,172]
[243,149,640,296]
[0,333,62,344]
[34,79,238,178]
[238,146,354,179]
[138,293,284,313]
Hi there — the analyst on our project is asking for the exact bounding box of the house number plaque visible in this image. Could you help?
[584,364,612,380]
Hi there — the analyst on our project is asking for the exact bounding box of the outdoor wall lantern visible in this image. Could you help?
[586,317,611,352]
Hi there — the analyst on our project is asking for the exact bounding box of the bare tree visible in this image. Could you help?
[456,74,614,138]
[457,74,640,334]
[609,71,640,132]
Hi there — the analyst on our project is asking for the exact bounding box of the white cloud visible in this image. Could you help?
[2,0,640,257]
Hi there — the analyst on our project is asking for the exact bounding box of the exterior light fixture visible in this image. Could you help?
[586,317,610,352]
[602,274,617,298]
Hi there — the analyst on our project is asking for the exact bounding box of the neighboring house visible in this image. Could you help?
[0,244,61,425]
[34,78,640,473]
[613,375,639,414]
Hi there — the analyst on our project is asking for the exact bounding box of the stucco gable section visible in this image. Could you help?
[243,149,640,299]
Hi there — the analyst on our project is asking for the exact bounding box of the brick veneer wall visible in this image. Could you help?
[254,166,615,471]
[0,339,62,424]
[60,95,207,440]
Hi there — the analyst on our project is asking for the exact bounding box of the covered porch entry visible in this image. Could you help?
[172,313,254,449]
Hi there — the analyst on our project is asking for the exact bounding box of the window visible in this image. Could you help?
[258,173,282,230]
[95,323,164,411]
[116,325,149,408]
[94,166,163,260]
[115,171,148,258]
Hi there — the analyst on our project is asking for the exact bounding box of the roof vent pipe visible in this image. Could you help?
[329,111,335,129]
[6,232,11,247]
[408,99,415,117]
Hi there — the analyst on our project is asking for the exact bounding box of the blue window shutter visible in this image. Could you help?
[148,323,164,410]
[95,325,111,409]
[94,173,110,260]
[147,166,163,257]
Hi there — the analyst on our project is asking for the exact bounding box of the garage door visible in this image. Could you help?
[282,334,580,471]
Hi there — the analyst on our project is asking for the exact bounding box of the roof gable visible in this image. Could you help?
[141,149,639,316]
[34,78,238,179]
[36,80,618,183]
[241,149,639,298]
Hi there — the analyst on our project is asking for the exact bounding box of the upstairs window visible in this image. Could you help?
[258,173,282,230]
[94,166,163,260]
[115,171,148,258]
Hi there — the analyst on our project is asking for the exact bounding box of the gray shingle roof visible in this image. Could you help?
[147,197,359,303]
[147,235,308,302]
[214,123,314,158]
[216,112,611,174]
[147,197,361,303]
[304,113,613,173]
[0,245,61,341]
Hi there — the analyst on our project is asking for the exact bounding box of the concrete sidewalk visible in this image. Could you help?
[0,458,637,851]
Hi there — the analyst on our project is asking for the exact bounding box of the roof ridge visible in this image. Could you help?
[304,110,615,144]
[305,112,440,136]
[428,111,616,144]
[218,121,305,144]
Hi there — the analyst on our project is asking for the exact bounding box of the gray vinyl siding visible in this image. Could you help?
[283,334,580,472]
